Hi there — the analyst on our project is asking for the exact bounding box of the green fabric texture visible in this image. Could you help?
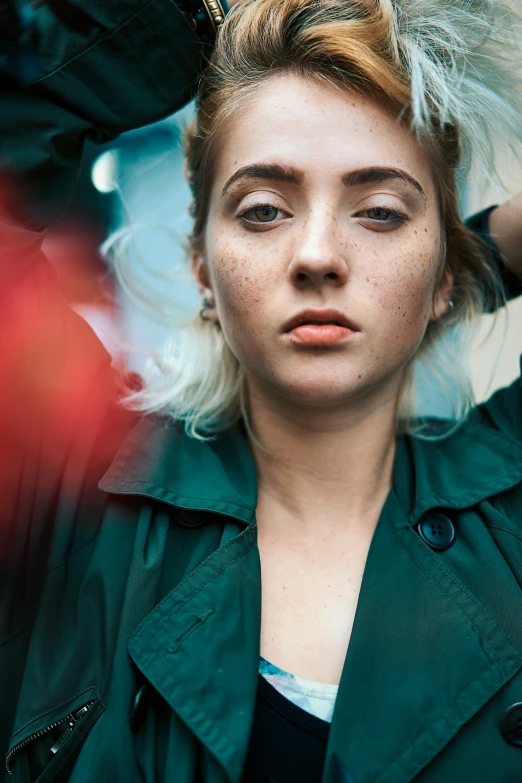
[2,2,522,782]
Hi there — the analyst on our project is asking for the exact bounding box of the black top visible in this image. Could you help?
[241,674,331,783]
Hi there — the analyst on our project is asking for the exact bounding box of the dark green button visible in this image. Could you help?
[417,512,456,551]
[501,702,522,747]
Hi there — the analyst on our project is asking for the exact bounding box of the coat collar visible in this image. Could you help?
[98,414,258,525]
[99,409,522,527]
[393,413,522,524]
[125,488,522,783]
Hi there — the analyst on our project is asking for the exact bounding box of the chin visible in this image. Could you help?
[277,376,369,408]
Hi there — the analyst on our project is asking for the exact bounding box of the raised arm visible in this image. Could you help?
[465,199,522,306]
[0,0,206,232]
[470,193,522,442]
[0,0,214,518]
[489,194,522,284]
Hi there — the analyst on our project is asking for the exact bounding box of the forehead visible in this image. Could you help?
[213,72,434,197]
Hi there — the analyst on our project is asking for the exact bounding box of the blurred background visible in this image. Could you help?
[41,103,199,379]
[40,21,522,416]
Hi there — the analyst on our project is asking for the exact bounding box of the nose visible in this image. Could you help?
[287,212,349,289]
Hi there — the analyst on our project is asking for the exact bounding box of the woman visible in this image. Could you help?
[2,0,522,781]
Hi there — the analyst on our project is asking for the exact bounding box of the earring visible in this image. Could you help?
[447,299,455,308]
[199,297,213,322]
[199,288,219,325]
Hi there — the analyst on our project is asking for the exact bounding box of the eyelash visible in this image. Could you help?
[237,202,410,228]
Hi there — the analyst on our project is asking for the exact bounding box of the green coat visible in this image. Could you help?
[2,3,522,782]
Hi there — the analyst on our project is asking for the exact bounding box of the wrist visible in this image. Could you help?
[488,195,522,281]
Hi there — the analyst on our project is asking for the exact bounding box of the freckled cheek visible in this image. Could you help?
[364,250,438,343]
[210,250,270,338]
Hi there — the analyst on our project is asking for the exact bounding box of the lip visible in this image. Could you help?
[282,308,361,334]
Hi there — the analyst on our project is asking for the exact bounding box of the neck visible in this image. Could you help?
[247,381,399,541]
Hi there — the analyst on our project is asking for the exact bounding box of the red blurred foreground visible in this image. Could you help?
[0,180,136,563]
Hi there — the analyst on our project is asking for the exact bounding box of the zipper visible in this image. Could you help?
[5,700,95,775]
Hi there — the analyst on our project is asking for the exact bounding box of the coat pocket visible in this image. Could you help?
[6,688,104,783]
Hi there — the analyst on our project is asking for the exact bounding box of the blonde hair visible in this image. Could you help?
[111,0,522,440]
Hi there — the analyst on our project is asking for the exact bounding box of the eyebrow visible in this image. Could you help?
[222,164,303,196]
[341,167,426,199]
[222,163,426,200]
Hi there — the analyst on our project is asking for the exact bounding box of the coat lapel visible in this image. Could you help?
[127,520,262,783]
[324,430,522,783]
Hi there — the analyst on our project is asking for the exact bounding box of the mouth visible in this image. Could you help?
[282,309,361,347]
[282,309,360,333]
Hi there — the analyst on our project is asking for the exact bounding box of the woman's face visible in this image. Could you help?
[195,73,452,410]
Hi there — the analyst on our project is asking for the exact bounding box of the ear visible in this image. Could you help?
[430,267,454,322]
[191,249,220,327]
[191,248,213,294]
